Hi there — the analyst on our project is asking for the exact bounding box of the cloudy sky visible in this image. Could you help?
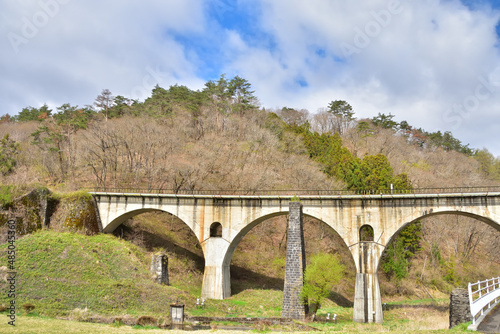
[1,0,500,155]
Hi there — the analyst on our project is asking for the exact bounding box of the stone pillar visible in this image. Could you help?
[353,242,383,323]
[282,202,307,320]
[201,237,231,299]
[151,253,169,285]
[449,288,471,328]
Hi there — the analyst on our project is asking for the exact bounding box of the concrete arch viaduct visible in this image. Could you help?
[90,189,500,323]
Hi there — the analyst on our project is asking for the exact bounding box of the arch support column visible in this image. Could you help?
[201,238,231,299]
[282,202,308,320]
[353,242,383,323]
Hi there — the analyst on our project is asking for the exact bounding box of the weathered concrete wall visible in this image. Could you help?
[449,288,471,328]
[352,242,383,323]
[200,237,231,299]
[282,202,307,320]
[94,194,500,266]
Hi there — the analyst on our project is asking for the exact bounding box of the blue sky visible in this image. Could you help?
[1,0,500,156]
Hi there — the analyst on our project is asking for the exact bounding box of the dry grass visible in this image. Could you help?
[384,306,449,331]
[0,316,168,334]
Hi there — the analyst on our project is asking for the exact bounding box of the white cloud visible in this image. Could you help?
[0,0,206,112]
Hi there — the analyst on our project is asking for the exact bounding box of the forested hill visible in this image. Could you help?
[1,75,500,306]
[1,74,500,193]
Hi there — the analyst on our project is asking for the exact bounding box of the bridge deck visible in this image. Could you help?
[478,304,500,333]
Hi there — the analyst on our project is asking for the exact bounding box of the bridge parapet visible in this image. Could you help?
[90,186,500,196]
[468,276,500,330]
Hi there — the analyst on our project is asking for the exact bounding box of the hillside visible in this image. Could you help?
[0,76,499,325]
[0,231,193,317]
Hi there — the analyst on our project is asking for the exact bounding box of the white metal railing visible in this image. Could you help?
[468,277,500,325]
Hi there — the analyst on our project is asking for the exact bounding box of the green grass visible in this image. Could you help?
[0,185,14,207]
[0,184,43,208]
[49,189,92,201]
[387,298,448,305]
[120,212,205,297]
[0,315,169,334]
[188,290,283,318]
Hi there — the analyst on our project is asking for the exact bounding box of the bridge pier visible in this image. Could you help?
[282,202,308,319]
[200,237,231,299]
[353,242,383,323]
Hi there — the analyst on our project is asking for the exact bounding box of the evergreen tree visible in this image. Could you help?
[94,89,115,121]
[0,134,19,175]
[14,104,52,122]
[371,112,398,130]
[381,222,422,282]
[327,100,355,134]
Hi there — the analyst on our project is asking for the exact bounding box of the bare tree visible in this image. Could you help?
[276,107,309,126]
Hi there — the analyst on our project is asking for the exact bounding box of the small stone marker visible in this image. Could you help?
[170,303,184,329]
[151,253,169,285]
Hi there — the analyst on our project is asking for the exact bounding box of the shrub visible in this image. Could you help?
[136,315,158,327]
[112,318,124,327]
[301,253,345,318]
[23,303,35,313]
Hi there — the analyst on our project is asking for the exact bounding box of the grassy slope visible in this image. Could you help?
[0,230,192,317]
[0,227,285,318]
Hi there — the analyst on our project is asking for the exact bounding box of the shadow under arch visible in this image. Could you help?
[376,210,500,274]
[104,208,199,239]
[210,222,223,238]
[109,208,205,272]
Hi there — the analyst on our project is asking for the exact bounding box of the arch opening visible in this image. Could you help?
[210,222,222,238]
[224,212,356,307]
[360,224,374,242]
[112,210,205,293]
[378,211,500,300]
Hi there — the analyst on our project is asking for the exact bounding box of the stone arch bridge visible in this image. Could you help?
[90,188,500,323]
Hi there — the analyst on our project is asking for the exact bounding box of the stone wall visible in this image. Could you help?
[0,188,52,240]
[49,192,100,234]
[282,202,307,319]
[0,188,100,239]
[449,288,471,328]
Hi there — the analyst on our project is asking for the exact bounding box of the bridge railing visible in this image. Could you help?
[468,277,500,325]
[89,186,500,196]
